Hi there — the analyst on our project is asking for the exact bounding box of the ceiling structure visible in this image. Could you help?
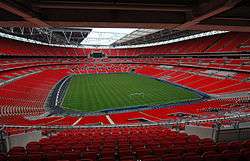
[112,29,163,46]
[112,30,203,46]
[0,0,249,31]
[0,27,91,45]
[80,28,137,46]
[0,0,249,47]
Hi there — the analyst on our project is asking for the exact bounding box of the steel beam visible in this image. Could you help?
[32,2,192,12]
[0,1,51,27]
[176,0,243,30]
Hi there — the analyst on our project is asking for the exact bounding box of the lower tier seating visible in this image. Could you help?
[0,69,69,117]
[1,96,249,128]
[135,65,250,94]
[3,126,250,161]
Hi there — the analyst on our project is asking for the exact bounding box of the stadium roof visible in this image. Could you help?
[0,0,249,47]
[112,29,163,45]
[80,28,137,46]
[0,0,249,32]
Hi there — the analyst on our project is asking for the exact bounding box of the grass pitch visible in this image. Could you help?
[62,73,201,112]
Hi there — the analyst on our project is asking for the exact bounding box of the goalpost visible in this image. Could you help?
[129,92,145,103]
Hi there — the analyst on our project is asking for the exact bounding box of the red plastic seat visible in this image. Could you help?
[46,152,62,161]
[183,154,202,161]
[8,154,26,161]
[83,152,97,160]
[27,153,43,161]
[140,155,161,161]
[217,142,229,152]
[203,153,224,161]
[170,147,185,155]
[222,150,241,161]
[0,154,7,161]
[200,145,217,153]
[8,146,25,155]
[63,152,80,161]
[240,148,250,161]
[242,140,250,148]
[101,151,115,158]
[162,156,182,161]
[200,138,214,145]
[228,141,242,151]
[99,157,116,161]
[119,155,134,161]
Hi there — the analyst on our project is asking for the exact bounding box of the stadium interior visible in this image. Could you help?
[0,0,250,161]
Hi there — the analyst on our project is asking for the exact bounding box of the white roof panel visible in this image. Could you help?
[80,28,137,46]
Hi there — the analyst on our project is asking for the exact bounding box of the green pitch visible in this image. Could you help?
[62,73,201,112]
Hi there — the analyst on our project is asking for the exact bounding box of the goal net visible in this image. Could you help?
[129,92,145,102]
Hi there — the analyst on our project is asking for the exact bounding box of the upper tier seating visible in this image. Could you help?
[0,38,85,56]
[1,57,249,73]
[1,32,250,56]
[0,58,83,72]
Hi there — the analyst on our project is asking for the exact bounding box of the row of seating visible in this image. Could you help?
[0,38,84,56]
[1,96,248,128]
[135,65,250,94]
[71,64,134,74]
[0,69,69,117]
[0,32,250,56]
[0,62,248,128]
[3,126,250,161]
[0,57,249,75]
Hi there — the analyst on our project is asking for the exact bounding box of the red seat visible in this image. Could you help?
[153,149,166,155]
[8,154,26,161]
[101,151,115,158]
[222,150,241,161]
[46,152,62,161]
[242,140,250,148]
[99,157,116,161]
[170,147,185,155]
[240,148,250,161]
[228,141,242,151]
[8,147,25,155]
[203,153,224,161]
[162,156,182,161]
[0,154,7,161]
[83,152,97,160]
[200,138,214,145]
[217,142,229,152]
[27,153,43,161]
[63,152,80,161]
[136,149,152,157]
[140,155,161,161]
[185,145,200,154]
[183,154,202,161]
[119,155,134,161]
[200,145,217,153]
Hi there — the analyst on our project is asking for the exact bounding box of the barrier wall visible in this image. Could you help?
[185,122,250,142]
[6,130,42,152]
[185,125,216,139]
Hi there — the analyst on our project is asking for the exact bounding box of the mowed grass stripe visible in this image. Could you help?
[62,73,201,112]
